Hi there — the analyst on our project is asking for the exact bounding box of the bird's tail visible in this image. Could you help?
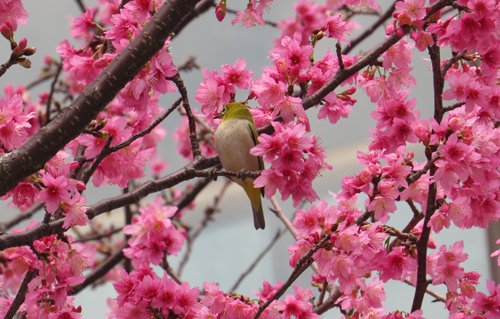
[244,185,265,230]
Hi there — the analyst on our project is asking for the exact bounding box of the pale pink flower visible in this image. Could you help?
[62,195,89,229]
[231,1,266,27]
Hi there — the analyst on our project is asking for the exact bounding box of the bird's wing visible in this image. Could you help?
[247,123,265,196]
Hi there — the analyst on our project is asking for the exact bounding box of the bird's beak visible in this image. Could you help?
[214,112,222,119]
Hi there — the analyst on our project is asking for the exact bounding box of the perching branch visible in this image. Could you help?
[0,159,262,250]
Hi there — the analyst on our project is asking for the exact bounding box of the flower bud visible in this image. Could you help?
[215,0,227,22]
[1,22,13,40]
[17,57,31,68]
[13,37,28,56]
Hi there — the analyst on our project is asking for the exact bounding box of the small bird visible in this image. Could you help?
[214,102,265,229]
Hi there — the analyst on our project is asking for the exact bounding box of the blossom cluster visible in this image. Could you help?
[58,0,173,188]
[251,122,331,206]
[0,87,36,152]
[111,268,320,319]
[0,0,27,30]
[0,233,92,319]
[123,197,187,268]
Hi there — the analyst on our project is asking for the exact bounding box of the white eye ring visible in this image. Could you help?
[221,106,227,114]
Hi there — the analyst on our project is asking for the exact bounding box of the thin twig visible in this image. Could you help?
[74,0,86,13]
[44,61,63,124]
[25,69,58,90]
[442,102,465,113]
[404,279,446,303]
[170,73,201,158]
[270,197,299,239]
[441,51,466,77]
[110,98,182,152]
[173,177,212,218]
[269,197,321,275]
[253,234,331,319]
[230,229,283,292]
[124,194,134,273]
[0,204,43,232]
[411,40,444,312]
[343,1,397,54]
[4,269,38,319]
[336,42,345,70]
[75,226,124,243]
[313,288,342,315]
[162,255,182,284]
[79,98,182,183]
[177,180,230,276]
[80,136,113,184]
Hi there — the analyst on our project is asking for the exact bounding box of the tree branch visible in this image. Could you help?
[253,234,331,319]
[0,0,202,197]
[230,229,283,292]
[0,158,249,250]
[342,1,397,54]
[4,269,38,319]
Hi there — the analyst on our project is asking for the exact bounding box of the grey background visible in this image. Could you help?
[0,1,494,318]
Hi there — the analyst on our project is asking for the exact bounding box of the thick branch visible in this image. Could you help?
[0,158,245,250]
[0,0,202,196]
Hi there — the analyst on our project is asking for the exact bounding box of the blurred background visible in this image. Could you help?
[0,1,497,318]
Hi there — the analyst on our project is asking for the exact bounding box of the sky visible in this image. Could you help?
[0,1,496,318]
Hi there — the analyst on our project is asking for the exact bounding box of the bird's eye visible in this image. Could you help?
[221,106,227,114]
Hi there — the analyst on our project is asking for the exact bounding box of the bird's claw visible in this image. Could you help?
[209,168,219,181]
[237,169,250,179]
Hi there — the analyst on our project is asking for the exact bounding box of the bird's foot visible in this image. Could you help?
[209,168,219,181]
[237,169,251,179]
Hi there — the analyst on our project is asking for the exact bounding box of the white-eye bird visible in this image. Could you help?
[214,102,265,229]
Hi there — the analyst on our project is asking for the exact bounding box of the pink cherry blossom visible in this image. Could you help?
[325,14,349,43]
[0,0,27,29]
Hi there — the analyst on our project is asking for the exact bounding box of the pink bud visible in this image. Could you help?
[0,21,14,39]
[385,23,395,36]
[396,27,405,38]
[13,37,28,56]
[215,0,226,22]
[342,87,356,95]
[44,55,53,65]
